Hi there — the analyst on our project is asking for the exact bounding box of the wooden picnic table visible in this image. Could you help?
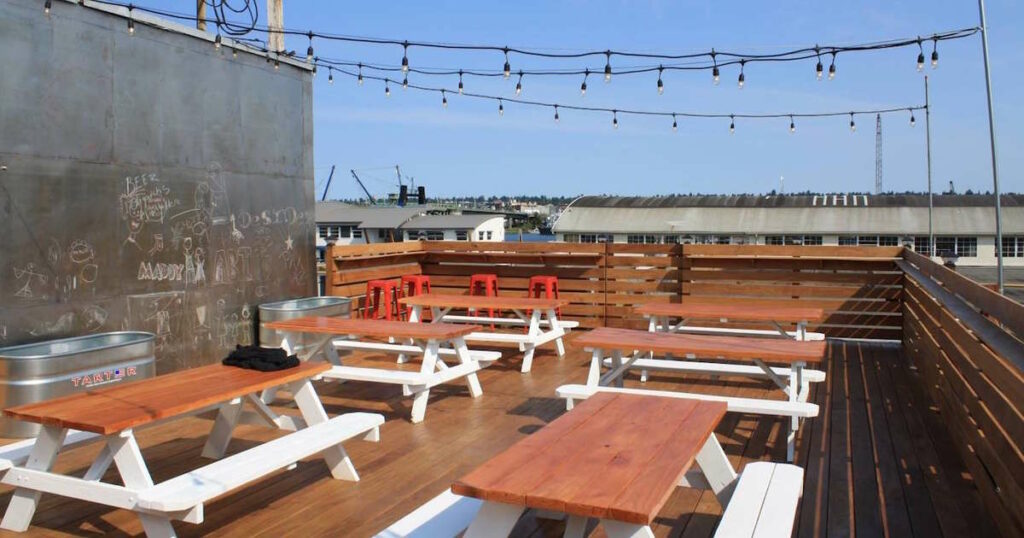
[263,316,496,423]
[399,293,575,373]
[0,362,383,537]
[452,392,733,537]
[636,301,826,341]
[574,327,826,461]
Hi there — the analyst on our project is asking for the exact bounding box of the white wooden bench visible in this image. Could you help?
[654,324,825,341]
[601,357,826,387]
[713,462,804,538]
[556,384,818,419]
[373,489,482,538]
[137,412,384,514]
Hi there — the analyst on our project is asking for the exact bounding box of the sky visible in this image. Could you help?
[145,1,1022,200]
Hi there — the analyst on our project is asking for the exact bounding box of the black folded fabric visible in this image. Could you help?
[222,344,300,372]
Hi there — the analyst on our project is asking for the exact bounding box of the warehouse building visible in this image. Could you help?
[315,202,505,246]
[553,194,1024,266]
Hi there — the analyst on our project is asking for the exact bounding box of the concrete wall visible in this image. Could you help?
[0,2,315,373]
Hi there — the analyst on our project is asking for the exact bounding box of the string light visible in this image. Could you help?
[931,38,939,68]
[44,0,51,15]
[385,79,390,96]
[789,115,795,133]
[729,114,735,134]
[515,71,523,96]
[306,32,314,62]
[441,89,447,108]
[502,48,511,79]
[232,46,238,59]
[402,75,409,90]
[274,57,280,69]
[328,66,334,84]
[401,41,409,72]
[498,98,504,116]
[127,4,135,35]
[458,70,464,94]
[554,105,560,123]
[580,69,589,96]
[849,112,856,132]
[657,66,664,95]
[612,110,618,129]
[604,51,612,83]
[358,63,364,85]
[909,108,916,126]
[215,32,222,49]
[916,39,925,71]
[828,53,836,80]
[672,113,677,132]
[815,46,823,80]
[737,60,746,89]
[711,50,720,85]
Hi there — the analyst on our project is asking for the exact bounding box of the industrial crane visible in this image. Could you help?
[350,170,377,204]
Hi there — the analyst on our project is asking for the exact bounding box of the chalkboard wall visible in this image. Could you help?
[0,2,315,373]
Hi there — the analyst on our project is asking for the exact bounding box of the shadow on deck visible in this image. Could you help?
[0,336,997,537]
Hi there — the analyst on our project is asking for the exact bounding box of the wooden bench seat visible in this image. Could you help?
[332,339,502,363]
[713,462,804,538]
[137,412,384,513]
[655,324,825,341]
[438,315,580,330]
[575,327,827,365]
[556,384,819,418]
[373,490,482,538]
[600,358,826,384]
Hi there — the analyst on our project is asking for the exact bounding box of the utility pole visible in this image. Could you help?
[925,76,934,257]
[874,114,883,194]
[196,1,206,31]
[268,0,284,53]
[978,0,1004,294]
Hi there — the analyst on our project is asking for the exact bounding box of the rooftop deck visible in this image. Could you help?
[0,337,996,537]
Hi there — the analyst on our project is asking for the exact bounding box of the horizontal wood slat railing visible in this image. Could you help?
[900,249,1024,538]
[324,241,903,336]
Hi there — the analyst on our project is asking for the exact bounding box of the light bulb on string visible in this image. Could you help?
[612,110,618,129]
[215,32,222,50]
[384,80,390,97]
[828,53,836,80]
[306,32,314,62]
[441,90,447,109]
[916,39,925,71]
[458,70,464,94]
[737,60,746,89]
[232,47,238,59]
[127,4,135,35]
[657,66,664,95]
[357,63,364,85]
[604,51,612,83]
[849,113,856,132]
[274,57,280,70]
[401,41,409,72]
[815,46,823,80]
[44,0,51,15]
[580,69,589,96]
[553,105,560,123]
[402,76,408,90]
[931,38,939,68]
[498,99,504,116]
[328,67,334,84]
[909,108,916,126]
[711,50,720,85]
[503,48,511,79]
[515,72,523,96]
[672,114,677,132]
[789,115,795,133]
[729,114,735,134]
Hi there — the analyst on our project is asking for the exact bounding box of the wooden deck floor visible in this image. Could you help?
[0,336,998,537]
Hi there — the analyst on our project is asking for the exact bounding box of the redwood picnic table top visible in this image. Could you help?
[263,316,482,340]
[452,392,726,525]
[399,292,567,311]
[574,327,827,364]
[636,301,826,323]
[3,362,331,435]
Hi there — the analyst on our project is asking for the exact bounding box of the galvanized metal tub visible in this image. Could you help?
[0,332,157,438]
[259,296,352,359]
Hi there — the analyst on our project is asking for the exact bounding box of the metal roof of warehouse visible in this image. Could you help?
[570,193,1024,208]
[398,214,499,230]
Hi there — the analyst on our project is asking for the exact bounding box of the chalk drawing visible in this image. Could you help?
[119,173,179,246]
[82,304,108,332]
[229,214,245,243]
[68,239,95,264]
[29,312,74,337]
[148,234,164,256]
[127,292,183,352]
[13,263,48,299]
[284,236,294,250]
[137,261,184,281]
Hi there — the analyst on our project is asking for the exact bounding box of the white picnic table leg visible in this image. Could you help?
[586,348,602,386]
[602,520,655,538]
[797,320,808,341]
[289,378,360,481]
[610,349,625,388]
[201,396,245,459]
[640,316,659,383]
[453,337,484,398]
[83,443,115,481]
[694,433,738,507]
[398,306,424,364]
[409,341,440,423]
[546,308,566,357]
[464,501,524,538]
[564,515,589,538]
[108,429,177,537]
[520,309,542,373]
[787,361,806,462]
[0,425,68,532]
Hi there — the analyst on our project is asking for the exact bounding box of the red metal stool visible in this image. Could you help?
[365,279,400,320]
[527,275,561,317]
[400,274,432,321]
[469,273,500,328]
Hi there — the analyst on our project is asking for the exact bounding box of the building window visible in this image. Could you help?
[838,236,857,246]
[318,226,330,239]
[478,231,485,240]
[338,226,352,238]
[456,230,468,241]
[803,235,823,245]
[662,235,680,244]
[879,236,899,246]
[766,236,784,246]
[580,234,597,243]
[486,231,493,240]
[935,236,977,257]
[352,229,363,239]
[914,237,933,256]
[627,234,658,244]
[378,229,388,240]
[411,230,443,241]
[563,233,580,243]
[1002,236,1024,257]
[858,236,879,246]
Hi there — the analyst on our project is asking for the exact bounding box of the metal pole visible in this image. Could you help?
[925,76,934,257]
[978,0,1004,294]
